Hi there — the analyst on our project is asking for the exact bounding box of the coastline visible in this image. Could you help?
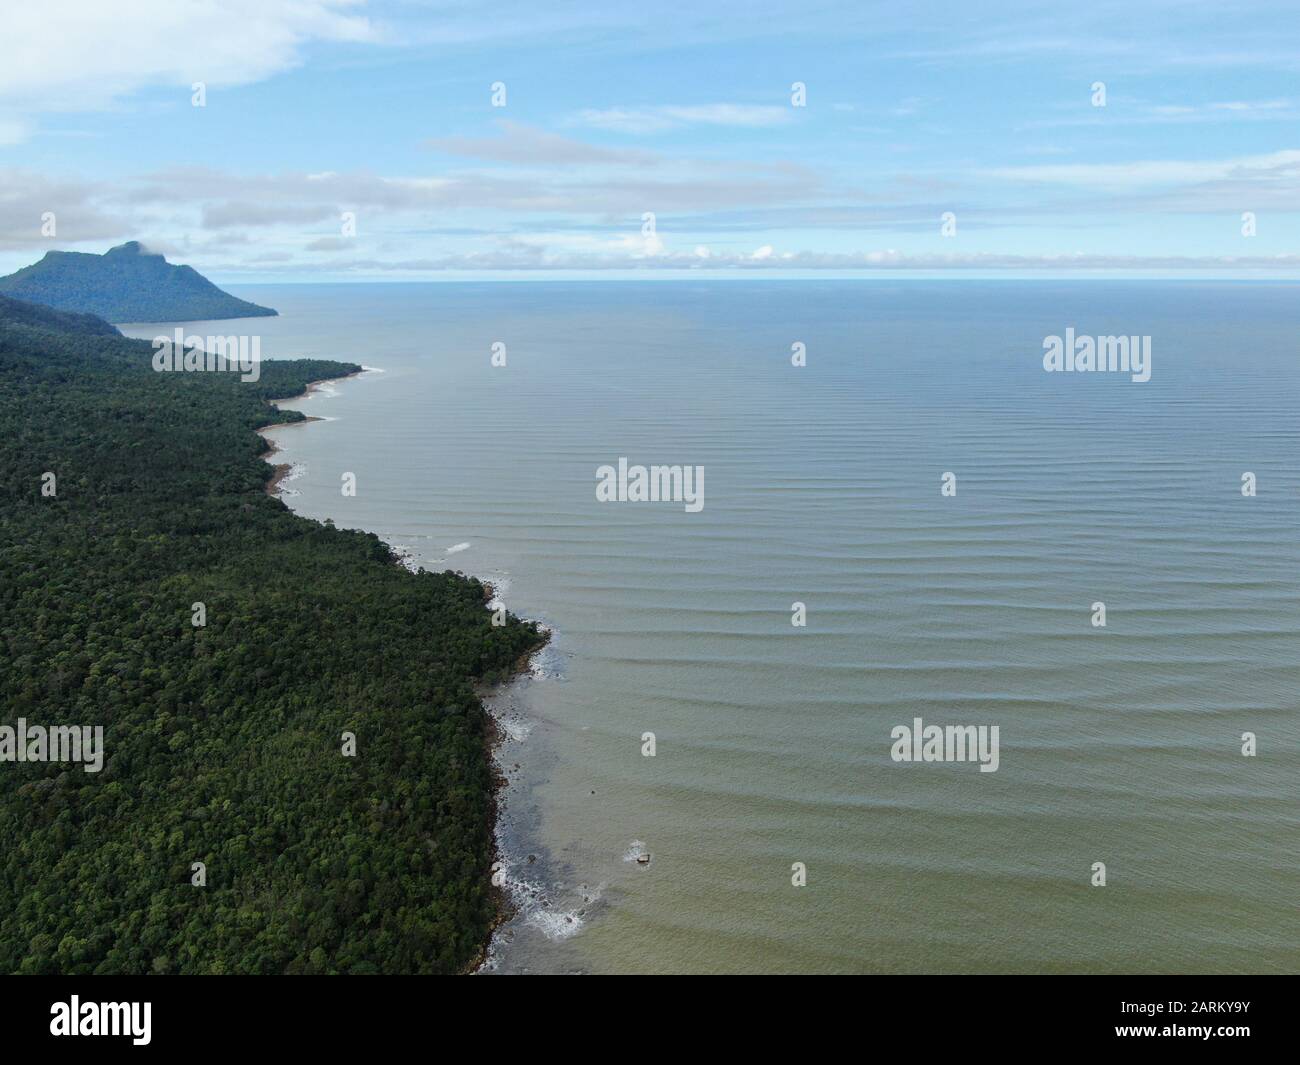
[255,365,552,974]
[268,367,366,411]
[256,369,363,495]
[464,634,552,975]
[472,597,570,973]
[259,428,320,496]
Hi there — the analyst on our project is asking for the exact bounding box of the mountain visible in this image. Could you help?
[0,242,277,323]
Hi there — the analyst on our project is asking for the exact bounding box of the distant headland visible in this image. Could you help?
[0,241,277,323]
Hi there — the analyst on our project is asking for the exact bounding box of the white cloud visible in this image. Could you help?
[0,0,375,113]
[0,119,30,146]
[177,248,1300,276]
[0,167,133,249]
[985,150,1300,190]
[575,104,792,134]
[1021,98,1300,132]
[1209,99,1293,112]
[113,161,817,223]
[428,121,656,166]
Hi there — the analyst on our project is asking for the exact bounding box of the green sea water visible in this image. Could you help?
[125,280,1300,974]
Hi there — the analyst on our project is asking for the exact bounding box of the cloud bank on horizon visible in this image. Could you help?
[2,0,1299,280]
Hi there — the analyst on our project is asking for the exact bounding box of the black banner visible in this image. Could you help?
[0,976,1289,1051]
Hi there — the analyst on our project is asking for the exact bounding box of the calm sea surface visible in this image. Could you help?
[125,281,1300,974]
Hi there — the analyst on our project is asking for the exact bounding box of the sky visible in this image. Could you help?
[1,0,1299,281]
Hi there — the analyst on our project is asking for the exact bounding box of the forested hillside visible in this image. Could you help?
[0,242,277,322]
[0,295,542,974]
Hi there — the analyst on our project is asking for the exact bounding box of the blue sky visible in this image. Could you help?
[2,0,1299,280]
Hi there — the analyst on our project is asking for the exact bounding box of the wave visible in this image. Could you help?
[499,859,601,944]
[275,462,306,497]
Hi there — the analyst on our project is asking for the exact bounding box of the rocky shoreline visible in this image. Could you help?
[254,366,551,975]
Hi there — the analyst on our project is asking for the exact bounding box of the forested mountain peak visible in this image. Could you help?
[0,242,277,324]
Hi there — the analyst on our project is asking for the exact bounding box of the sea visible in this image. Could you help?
[122,280,1300,974]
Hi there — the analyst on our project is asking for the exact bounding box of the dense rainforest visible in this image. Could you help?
[0,242,277,322]
[0,293,543,974]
